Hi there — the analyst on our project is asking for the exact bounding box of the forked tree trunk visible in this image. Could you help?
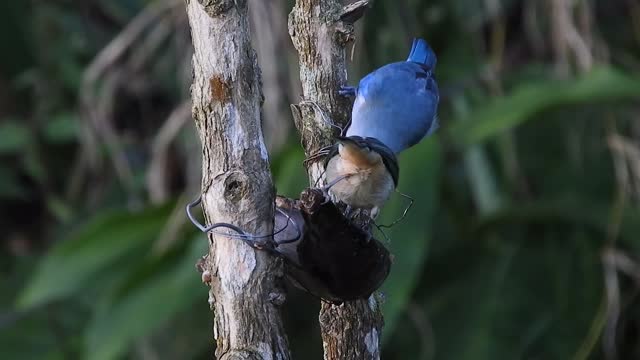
[185,1,291,359]
[186,0,382,358]
[288,1,384,359]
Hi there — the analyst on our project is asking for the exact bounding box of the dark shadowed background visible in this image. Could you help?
[1,0,640,359]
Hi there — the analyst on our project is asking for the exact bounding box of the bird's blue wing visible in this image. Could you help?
[348,62,439,153]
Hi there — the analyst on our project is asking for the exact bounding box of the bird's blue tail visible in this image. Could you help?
[406,38,436,69]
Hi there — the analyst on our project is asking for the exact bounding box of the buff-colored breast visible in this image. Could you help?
[325,143,395,211]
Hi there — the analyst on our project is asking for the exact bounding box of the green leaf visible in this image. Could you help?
[449,67,640,147]
[85,236,207,360]
[419,232,603,360]
[17,203,174,309]
[0,307,72,360]
[0,120,32,154]
[453,97,504,214]
[22,146,47,183]
[45,195,75,223]
[0,257,87,360]
[476,197,640,251]
[380,137,442,338]
[42,113,78,144]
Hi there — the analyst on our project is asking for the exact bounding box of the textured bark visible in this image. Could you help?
[288,1,384,359]
[185,1,290,359]
[289,0,353,181]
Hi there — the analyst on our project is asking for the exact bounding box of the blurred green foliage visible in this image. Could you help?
[1,0,640,359]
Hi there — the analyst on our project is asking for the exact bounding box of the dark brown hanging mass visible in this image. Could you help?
[274,188,391,304]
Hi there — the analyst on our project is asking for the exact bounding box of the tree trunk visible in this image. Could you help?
[185,1,290,359]
[288,1,384,359]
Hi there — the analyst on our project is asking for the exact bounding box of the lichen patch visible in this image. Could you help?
[210,75,231,103]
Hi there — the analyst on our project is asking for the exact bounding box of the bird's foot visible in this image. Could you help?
[338,86,357,97]
[344,204,353,216]
[303,146,331,167]
[317,187,333,205]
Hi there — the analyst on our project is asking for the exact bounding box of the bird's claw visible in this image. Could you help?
[320,191,332,205]
[344,204,353,215]
[304,150,330,167]
[338,86,357,97]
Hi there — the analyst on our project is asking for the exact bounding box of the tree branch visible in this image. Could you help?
[288,1,383,359]
[185,0,290,359]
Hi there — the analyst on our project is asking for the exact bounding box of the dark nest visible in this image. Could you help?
[274,188,391,304]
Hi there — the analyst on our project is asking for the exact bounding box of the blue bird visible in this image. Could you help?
[340,38,440,154]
